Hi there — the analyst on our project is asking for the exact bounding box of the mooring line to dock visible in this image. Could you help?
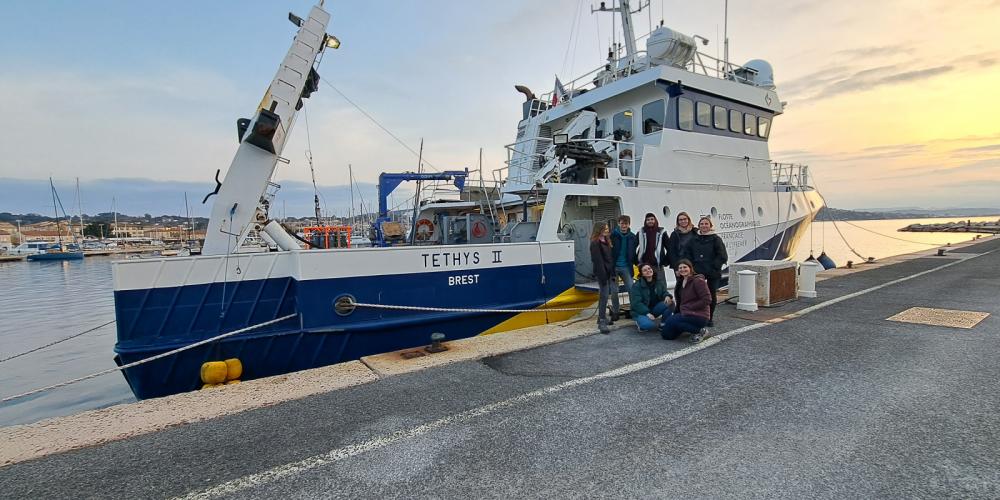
[1,314,298,404]
[0,319,116,364]
[177,248,996,500]
[349,300,591,314]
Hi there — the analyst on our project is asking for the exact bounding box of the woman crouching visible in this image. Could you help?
[629,263,673,332]
[661,259,711,343]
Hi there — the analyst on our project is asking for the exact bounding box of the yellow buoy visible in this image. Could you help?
[224,358,243,381]
[225,380,240,385]
[200,361,228,385]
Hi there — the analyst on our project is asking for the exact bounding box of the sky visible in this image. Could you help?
[1,0,998,217]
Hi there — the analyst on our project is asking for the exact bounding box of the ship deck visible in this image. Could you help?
[3,237,999,498]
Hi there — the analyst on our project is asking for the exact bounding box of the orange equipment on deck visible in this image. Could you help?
[303,226,352,249]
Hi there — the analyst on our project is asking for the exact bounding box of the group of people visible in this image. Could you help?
[589,212,728,342]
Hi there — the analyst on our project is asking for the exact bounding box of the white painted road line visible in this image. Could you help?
[176,250,994,500]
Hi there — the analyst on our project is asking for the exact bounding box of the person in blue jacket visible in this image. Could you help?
[609,215,638,321]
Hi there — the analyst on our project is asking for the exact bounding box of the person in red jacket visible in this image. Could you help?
[660,259,711,343]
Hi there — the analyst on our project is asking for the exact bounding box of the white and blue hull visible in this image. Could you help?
[112,242,578,399]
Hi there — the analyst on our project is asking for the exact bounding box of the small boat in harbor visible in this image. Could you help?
[27,179,84,262]
[112,1,821,400]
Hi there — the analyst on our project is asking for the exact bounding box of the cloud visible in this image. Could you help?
[834,45,917,58]
[950,143,1000,155]
[812,65,953,100]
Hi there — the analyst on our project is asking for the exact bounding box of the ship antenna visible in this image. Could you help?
[723,0,730,76]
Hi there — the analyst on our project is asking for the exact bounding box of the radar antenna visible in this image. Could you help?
[591,0,650,65]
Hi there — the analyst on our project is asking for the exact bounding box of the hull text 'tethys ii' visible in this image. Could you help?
[112,1,821,399]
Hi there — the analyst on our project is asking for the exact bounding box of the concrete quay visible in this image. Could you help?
[1,237,998,499]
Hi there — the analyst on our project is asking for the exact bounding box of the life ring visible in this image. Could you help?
[471,220,488,239]
[414,218,435,240]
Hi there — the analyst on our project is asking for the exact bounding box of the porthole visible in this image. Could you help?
[757,206,764,217]
[740,207,747,218]
[809,200,816,208]
[791,203,798,213]
[662,206,670,218]
[334,294,357,316]
[710,207,718,218]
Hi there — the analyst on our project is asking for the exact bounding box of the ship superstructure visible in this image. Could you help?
[110,1,820,399]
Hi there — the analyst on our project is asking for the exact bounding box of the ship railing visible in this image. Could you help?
[771,162,812,190]
[536,52,651,109]
[503,136,639,186]
[533,49,760,113]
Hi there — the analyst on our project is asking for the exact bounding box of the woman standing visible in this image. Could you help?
[660,260,711,343]
[683,216,728,326]
[667,212,696,305]
[629,263,673,331]
[589,221,615,334]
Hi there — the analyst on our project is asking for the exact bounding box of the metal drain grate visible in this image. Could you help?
[886,307,990,329]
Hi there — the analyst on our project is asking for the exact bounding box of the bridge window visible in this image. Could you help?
[744,113,757,136]
[676,98,694,131]
[642,99,665,134]
[612,110,633,141]
[696,101,711,127]
[713,106,727,130]
[729,109,741,133]
[758,116,771,138]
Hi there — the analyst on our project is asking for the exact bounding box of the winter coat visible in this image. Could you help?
[589,237,614,285]
[683,231,728,279]
[667,227,695,270]
[610,226,638,268]
[637,226,669,266]
[678,274,712,320]
[629,277,671,318]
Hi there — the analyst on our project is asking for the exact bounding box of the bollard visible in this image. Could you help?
[736,270,759,312]
[799,261,820,298]
[936,248,946,256]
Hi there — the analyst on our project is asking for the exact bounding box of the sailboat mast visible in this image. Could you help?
[184,192,193,242]
[76,177,84,241]
[49,177,62,246]
[349,164,355,226]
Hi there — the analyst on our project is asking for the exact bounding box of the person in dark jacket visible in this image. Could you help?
[661,259,711,342]
[609,215,638,321]
[629,263,673,331]
[589,221,614,334]
[667,211,696,305]
[682,216,728,326]
[636,212,670,288]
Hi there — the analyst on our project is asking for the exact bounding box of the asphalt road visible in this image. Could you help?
[2,239,999,499]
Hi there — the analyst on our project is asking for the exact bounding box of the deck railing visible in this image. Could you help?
[771,163,811,189]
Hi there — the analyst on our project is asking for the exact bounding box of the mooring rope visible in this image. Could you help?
[839,219,945,246]
[349,300,591,314]
[0,319,116,364]
[1,313,298,404]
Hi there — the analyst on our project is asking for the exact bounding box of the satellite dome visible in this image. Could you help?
[741,59,775,89]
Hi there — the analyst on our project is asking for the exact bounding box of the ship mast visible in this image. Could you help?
[592,0,647,65]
